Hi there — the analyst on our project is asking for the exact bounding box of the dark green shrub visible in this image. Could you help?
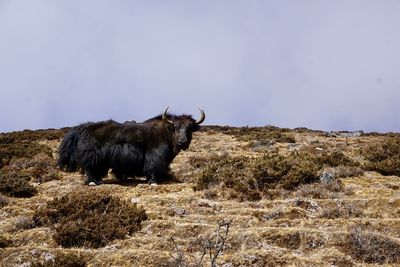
[34,189,148,248]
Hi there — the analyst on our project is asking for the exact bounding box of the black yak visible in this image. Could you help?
[57,108,205,185]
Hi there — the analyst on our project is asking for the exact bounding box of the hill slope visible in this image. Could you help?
[1,126,400,266]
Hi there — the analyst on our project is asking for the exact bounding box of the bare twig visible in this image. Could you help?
[169,220,232,267]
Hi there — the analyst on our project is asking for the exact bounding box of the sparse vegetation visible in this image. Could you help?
[0,128,67,143]
[344,226,400,264]
[0,142,52,167]
[1,125,400,266]
[30,250,87,267]
[14,216,36,231]
[319,201,364,219]
[0,236,11,248]
[294,179,354,199]
[362,137,400,176]
[169,220,231,267]
[222,125,296,144]
[193,151,322,201]
[34,189,148,248]
[0,170,37,197]
[0,193,8,208]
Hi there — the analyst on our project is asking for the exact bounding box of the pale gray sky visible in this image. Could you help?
[1,1,400,132]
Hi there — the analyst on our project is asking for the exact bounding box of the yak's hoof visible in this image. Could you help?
[150,182,158,186]
[86,180,103,186]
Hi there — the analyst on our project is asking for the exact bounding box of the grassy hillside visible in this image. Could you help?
[1,126,400,266]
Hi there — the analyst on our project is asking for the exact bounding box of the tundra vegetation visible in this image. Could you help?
[1,126,400,266]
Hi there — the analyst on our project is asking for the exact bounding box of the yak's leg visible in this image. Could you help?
[144,147,171,185]
[85,166,107,185]
[112,169,128,181]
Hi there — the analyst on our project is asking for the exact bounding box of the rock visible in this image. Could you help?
[131,197,141,204]
[172,207,188,216]
[329,130,364,138]
[320,171,335,184]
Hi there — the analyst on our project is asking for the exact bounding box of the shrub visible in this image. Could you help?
[319,201,364,219]
[193,151,322,201]
[0,128,67,143]
[34,189,148,248]
[0,142,52,166]
[4,154,60,184]
[0,193,8,208]
[294,179,354,199]
[14,216,36,231]
[333,165,364,178]
[344,227,400,264]
[0,236,11,248]
[362,137,400,176]
[30,251,87,267]
[0,171,37,197]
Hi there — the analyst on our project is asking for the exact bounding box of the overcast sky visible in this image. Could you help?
[1,1,399,133]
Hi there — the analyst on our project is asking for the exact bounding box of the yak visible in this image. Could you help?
[57,108,205,185]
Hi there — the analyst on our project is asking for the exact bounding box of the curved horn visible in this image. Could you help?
[162,107,174,125]
[195,107,206,124]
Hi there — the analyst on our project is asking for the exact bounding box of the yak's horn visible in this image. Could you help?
[162,107,174,125]
[195,107,206,124]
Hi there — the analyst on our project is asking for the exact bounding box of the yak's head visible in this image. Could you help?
[162,107,205,150]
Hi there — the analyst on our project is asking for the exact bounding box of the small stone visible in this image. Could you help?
[131,197,141,204]
[88,182,97,186]
[320,171,335,184]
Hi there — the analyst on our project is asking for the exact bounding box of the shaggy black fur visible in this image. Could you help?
[57,113,203,185]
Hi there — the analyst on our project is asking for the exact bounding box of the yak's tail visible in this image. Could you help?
[57,128,81,172]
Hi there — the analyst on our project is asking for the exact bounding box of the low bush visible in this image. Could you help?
[0,128,67,143]
[0,170,37,197]
[294,179,354,199]
[193,151,321,201]
[0,236,11,248]
[14,216,36,231]
[0,142,52,167]
[362,137,400,176]
[34,189,148,248]
[344,227,400,264]
[30,251,87,267]
[319,202,364,219]
[0,193,8,208]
